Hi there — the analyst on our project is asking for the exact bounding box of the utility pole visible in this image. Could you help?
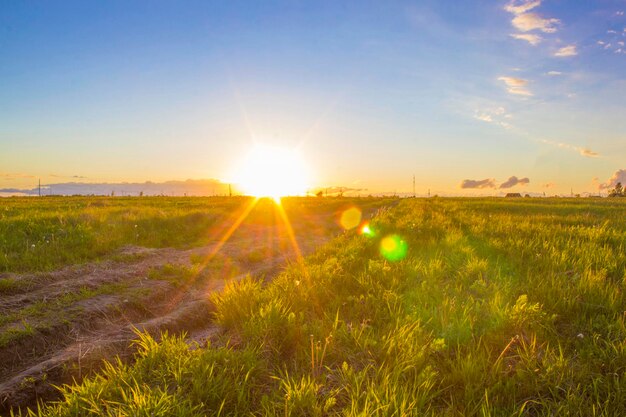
[229,184,232,197]
[412,175,416,198]
[38,178,41,197]
[428,188,430,198]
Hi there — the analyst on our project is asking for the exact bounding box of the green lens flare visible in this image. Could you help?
[360,223,375,237]
[380,234,408,262]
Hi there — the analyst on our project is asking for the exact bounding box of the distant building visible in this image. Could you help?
[505,193,522,198]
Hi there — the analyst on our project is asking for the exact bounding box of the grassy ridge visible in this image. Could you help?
[18,198,626,416]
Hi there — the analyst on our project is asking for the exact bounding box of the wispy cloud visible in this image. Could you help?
[474,113,493,122]
[504,0,541,15]
[510,33,542,45]
[579,148,599,157]
[546,71,562,76]
[498,76,533,96]
[598,169,626,190]
[541,139,599,158]
[499,176,530,189]
[460,179,496,189]
[554,45,577,57]
[0,172,36,180]
[473,106,512,128]
[49,173,88,179]
[542,182,555,188]
[598,29,626,54]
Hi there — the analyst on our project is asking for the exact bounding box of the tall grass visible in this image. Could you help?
[17,197,626,416]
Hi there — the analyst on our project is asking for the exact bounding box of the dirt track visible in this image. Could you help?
[0,214,337,412]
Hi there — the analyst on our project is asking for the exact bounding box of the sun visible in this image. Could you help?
[232,145,310,201]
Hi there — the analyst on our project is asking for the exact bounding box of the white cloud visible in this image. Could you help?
[498,76,533,96]
[599,169,626,190]
[546,71,562,76]
[510,33,542,45]
[504,0,541,15]
[554,45,577,57]
[512,13,559,33]
[597,40,605,45]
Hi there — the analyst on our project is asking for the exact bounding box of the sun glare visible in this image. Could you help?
[233,145,309,201]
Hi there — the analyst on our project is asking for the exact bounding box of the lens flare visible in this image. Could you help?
[359,222,375,237]
[340,207,362,230]
[380,234,408,262]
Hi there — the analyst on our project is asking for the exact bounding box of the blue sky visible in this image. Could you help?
[1,0,625,195]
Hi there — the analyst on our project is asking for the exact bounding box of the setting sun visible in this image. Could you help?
[232,145,310,200]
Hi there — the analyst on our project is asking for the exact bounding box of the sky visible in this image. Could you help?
[1,0,625,196]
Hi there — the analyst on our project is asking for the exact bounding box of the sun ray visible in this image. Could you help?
[162,197,260,311]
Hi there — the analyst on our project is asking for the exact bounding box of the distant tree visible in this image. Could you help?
[139,191,144,197]
[608,182,624,197]
[316,190,323,198]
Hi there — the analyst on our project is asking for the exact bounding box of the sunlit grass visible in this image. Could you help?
[15,197,626,416]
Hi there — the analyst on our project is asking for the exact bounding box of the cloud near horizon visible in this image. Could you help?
[0,179,233,197]
[460,178,497,189]
[461,176,530,189]
[598,169,626,190]
[499,176,530,189]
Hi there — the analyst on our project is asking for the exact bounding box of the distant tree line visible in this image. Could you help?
[608,182,624,197]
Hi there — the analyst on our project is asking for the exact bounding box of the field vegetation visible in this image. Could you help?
[5,197,626,416]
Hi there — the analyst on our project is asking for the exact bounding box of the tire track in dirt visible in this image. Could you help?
[0,200,395,413]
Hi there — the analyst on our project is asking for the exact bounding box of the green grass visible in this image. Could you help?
[14,197,626,416]
[0,196,391,273]
[0,196,242,272]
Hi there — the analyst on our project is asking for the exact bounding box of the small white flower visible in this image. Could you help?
[577,333,584,339]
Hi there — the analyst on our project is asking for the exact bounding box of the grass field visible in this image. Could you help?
[4,197,626,416]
